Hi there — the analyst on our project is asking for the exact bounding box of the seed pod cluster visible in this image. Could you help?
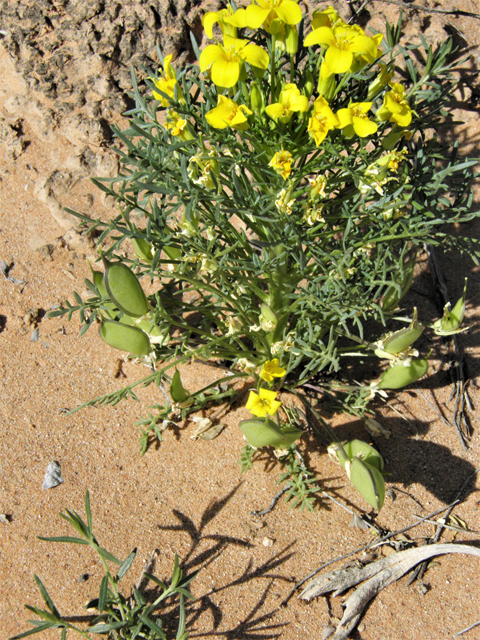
[96,258,152,356]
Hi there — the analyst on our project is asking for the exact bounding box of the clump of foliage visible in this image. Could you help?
[50,3,476,510]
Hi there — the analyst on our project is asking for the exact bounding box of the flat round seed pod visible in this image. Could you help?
[99,320,151,356]
[104,260,149,318]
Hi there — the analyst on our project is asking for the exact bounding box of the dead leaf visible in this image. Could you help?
[300,543,480,640]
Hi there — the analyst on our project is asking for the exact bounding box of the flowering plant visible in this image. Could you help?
[53,4,477,510]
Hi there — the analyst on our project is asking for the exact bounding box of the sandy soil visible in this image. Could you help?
[1,2,480,639]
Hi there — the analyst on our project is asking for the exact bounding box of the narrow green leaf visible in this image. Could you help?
[98,576,109,614]
[96,546,122,565]
[143,572,167,590]
[37,536,89,546]
[138,613,165,638]
[9,622,55,639]
[33,576,61,617]
[85,490,93,534]
[117,548,137,580]
[88,620,127,633]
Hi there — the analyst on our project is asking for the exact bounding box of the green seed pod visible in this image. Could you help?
[382,253,416,312]
[132,238,153,263]
[239,417,302,449]
[170,369,189,403]
[381,309,424,355]
[303,70,315,99]
[342,440,384,471]
[103,258,149,318]
[164,244,182,261]
[433,278,468,336]
[99,320,151,356]
[284,24,298,55]
[377,358,429,390]
[250,82,265,115]
[347,458,385,511]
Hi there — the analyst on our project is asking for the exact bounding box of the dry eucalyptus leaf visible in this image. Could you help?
[42,460,64,489]
[300,543,480,640]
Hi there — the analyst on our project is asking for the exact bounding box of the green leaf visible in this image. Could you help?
[33,576,61,617]
[96,546,122,565]
[98,576,109,614]
[143,572,167,591]
[117,548,137,580]
[9,622,56,639]
[85,490,93,534]
[138,613,165,639]
[88,620,127,633]
[37,536,89,546]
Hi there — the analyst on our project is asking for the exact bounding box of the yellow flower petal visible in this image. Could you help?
[325,45,353,74]
[353,115,378,137]
[199,44,225,72]
[211,59,240,88]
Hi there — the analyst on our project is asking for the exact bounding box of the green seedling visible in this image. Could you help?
[99,320,151,356]
[11,491,196,640]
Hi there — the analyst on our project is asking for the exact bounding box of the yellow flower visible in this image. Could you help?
[202,6,238,38]
[246,388,282,417]
[336,102,378,138]
[239,0,303,32]
[206,95,252,130]
[377,83,412,127]
[165,111,193,140]
[311,6,342,30]
[199,35,269,88]
[309,174,327,198]
[304,23,377,74]
[307,96,340,147]
[152,54,179,106]
[259,359,286,382]
[269,150,293,180]
[265,83,309,123]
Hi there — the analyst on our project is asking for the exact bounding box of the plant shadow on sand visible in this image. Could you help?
[150,484,295,639]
